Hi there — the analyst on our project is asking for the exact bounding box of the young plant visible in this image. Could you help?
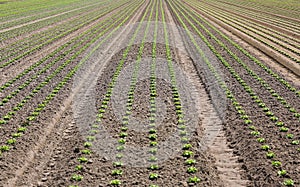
[266,152,275,159]
[257,138,265,143]
[261,145,270,151]
[110,179,121,185]
[81,149,91,154]
[185,159,196,165]
[182,150,193,157]
[78,157,88,163]
[149,164,159,170]
[75,165,83,171]
[187,166,197,173]
[149,134,157,140]
[7,138,16,145]
[250,131,260,136]
[278,170,287,176]
[280,127,289,132]
[183,144,192,150]
[272,161,282,168]
[291,140,299,145]
[111,169,123,176]
[113,162,123,167]
[149,156,158,162]
[286,134,294,139]
[188,176,200,183]
[149,173,159,180]
[0,145,10,152]
[84,142,92,148]
[71,174,83,181]
[283,179,294,186]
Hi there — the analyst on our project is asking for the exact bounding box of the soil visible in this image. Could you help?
[0,0,300,186]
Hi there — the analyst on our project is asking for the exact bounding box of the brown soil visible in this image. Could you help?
[1,0,300,187]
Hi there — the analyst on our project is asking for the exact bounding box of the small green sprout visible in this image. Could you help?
[276,121,284,127]
[84,142,92,148]
[261,145,270,151]
[185,159,196,165]
[187,166,197,173]
[280,127,289,132]
[110,179,121,185]
[149,164,159,170]
[7,138,16,145]
[81,149,91,154]
[286,134,294,139]
[78,157,88,163]
[257,138,265,143]
[113,162,123,167]
[118,138,126,144]
[272,161,282,167]
[266,152,275,159]
[149,173,159,180]
[17,127,26,133]
[291,140,299,145]
[149,156,157,162]
[188,176,200,183]
[111,169,123,175]
[183,144,192,150]
[119,132,128,138]
[75,165,83,171]
[182,150,193,157]
[71,174,83,181]
[149,148,157,154]
[0,145,10,152]
[149,134,157,140]
[250,131,260,136]
[150,141,158,146]
[283,179,294,186]
[278,170,287,176]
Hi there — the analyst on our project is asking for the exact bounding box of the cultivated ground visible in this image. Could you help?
[0,0,299,186]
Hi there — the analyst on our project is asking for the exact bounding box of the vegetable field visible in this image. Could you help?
[0,0,299,186]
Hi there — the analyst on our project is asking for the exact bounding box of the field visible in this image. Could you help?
[0,0,299,186]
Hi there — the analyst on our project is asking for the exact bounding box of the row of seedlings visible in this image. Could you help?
[161,0,201,185]
[69,1,151,186]
[176,0,300,149]
[168,0,296,185]
[0,1,143,158]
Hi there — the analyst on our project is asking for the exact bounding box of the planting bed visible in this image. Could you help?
[0,0,299,186]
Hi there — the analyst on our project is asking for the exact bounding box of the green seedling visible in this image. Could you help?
[187,166,197,173]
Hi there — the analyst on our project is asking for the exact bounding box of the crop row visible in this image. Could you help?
[0,1,135,120]
[161,1,201,184]
[1,2,113,62]
[69,1,147,186]
[191,2,300,64]
[0,1,141,156]
[0,1,134,96]
[168,0,297,185]
[147,1,159,186]
[110,1,154,185]
[184,0,300,116]
[177,0,300,151]
[193,3,300,56]
[0,15,114,119]
[183,0,300,99]
[206,0,300,32]
[0,0,98,19]
[200,3,300,48]
[0,1,129,68]
[0,0,114,42]
[212,0,300,19]
[198,1,300,46]
[0,0,106,30]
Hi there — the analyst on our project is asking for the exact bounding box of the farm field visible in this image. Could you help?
[0,0,299,186]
